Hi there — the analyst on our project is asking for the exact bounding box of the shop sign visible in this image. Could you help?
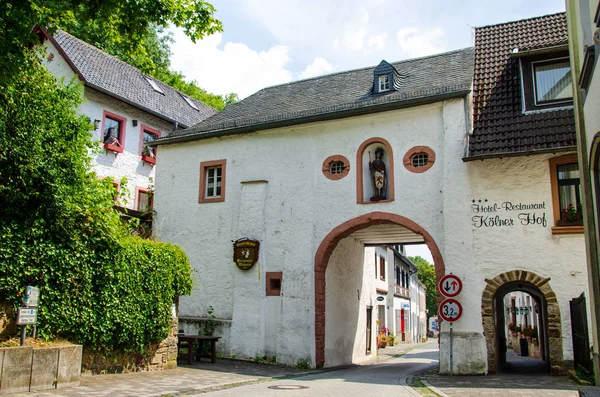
[471,199,547,229]
[233,238,260,270]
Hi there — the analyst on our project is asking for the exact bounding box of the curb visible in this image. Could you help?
[421,378,452,397]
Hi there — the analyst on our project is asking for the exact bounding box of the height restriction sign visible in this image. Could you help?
[439,298,462,322]
[439,274,462,298]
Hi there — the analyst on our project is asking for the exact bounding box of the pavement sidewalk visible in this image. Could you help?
[7,340,425,397]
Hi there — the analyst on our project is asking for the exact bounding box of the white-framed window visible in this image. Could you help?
[205,166,222,198]
[378,75,390,92]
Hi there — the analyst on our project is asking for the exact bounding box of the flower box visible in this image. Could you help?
[557,219,583,226]
[141,155,156,165]
[104,143,124,153]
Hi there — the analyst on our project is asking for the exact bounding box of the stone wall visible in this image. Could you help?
[82,316,179,373]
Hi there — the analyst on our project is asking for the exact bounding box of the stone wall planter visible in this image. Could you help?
[0,345,82,395]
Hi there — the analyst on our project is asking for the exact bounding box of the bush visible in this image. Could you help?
[0,50,192,354]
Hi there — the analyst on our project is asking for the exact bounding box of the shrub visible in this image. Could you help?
[0,50,192,354]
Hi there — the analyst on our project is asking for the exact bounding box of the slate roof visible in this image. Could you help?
[47,30,216,128]
[160,47,475,143]
[466,12,576,160]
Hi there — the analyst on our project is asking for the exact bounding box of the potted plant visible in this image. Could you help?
[559,203,583,226]
[377,327,389,349]
[508,323,517,336]
[141,146,156,165]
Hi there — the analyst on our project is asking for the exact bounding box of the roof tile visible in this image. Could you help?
[51,31,216,128]
[467,12,576,159]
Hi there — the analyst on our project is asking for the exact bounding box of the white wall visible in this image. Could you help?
[155,97,587,370]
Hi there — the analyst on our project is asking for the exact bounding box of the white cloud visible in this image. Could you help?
[396,27,447,58]
[169,29,293,99]
[367,32,388,51]
[299,57,334,79]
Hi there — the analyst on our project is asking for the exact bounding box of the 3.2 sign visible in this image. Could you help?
[439,274,462,298]
[438,299,462,322]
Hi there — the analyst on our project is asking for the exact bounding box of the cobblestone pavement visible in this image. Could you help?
[422,349,580,397]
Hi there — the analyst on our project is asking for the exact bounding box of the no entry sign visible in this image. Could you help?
[439,299,462,322]
[439,274,462,298]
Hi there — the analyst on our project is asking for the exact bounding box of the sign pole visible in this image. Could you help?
[20,325,26,346]
[450,322,453,376]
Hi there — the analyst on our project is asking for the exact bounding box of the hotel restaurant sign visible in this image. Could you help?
[471,200,547,228]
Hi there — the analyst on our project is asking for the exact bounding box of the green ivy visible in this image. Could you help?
[0,50,192,353]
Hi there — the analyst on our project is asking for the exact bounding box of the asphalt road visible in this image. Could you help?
[190,342,439,397]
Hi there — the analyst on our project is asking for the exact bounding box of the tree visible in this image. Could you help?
[0,0,222,83]
[409,256,437,318]
[0,50,192,352]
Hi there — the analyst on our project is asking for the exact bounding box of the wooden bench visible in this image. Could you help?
[177,335,220,364]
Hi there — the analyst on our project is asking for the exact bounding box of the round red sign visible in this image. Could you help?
[438,274,463,298]
[438,298,463,322]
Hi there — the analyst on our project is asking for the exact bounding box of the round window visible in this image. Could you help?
[322,155,350,180]
[403,146,435,173]
[330,161,346,174]
[411,153,429,167]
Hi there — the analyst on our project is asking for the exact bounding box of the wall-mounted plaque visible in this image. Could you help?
[233,239,260,270]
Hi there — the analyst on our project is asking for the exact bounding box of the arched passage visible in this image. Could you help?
[314,211,445,367]
[481,270,563,375]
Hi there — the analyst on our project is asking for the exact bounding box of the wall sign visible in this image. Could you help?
[471,199,547,229]
[377,296,385,302]
[233,238,260,270]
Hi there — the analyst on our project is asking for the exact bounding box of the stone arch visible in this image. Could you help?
[314,211,445,367]
[481,270,563,375]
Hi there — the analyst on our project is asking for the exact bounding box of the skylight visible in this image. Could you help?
[144,76,164,94]
[182,95,199,111]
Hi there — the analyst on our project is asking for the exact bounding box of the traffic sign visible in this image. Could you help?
[439,274,462,298]
[17,308,37,325]
[438,298,462,322]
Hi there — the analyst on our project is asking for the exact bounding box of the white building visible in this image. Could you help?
[37,28,216,211]
[154,13,587,375]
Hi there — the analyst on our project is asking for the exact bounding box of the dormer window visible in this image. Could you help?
[518,50,573,112]
[144,76,164,94]
[372,60,399,95]
[379,75,390,92]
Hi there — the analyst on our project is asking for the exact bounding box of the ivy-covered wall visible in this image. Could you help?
[0,50,192,357]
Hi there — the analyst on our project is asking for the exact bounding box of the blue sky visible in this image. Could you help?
[170,0,567,98]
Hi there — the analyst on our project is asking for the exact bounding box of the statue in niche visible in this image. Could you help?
[369,147,387,201]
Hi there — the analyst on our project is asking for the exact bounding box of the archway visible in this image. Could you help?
[314,211,445,367]
[481,270,563,375]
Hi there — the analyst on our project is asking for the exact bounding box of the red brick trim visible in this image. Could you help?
[139,125,161,164]
[403,146,436,173]
[266,272,283,296]
[314,212,445,367]
[101,110,127,153]
[198,160,226,204]
[549,153,583,235]
[135,187,153,211]
[356,137,395,204]
[322,155,350,180]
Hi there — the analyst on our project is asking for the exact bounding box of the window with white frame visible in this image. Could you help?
[378,75,390,92]
[205,166,222,198]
